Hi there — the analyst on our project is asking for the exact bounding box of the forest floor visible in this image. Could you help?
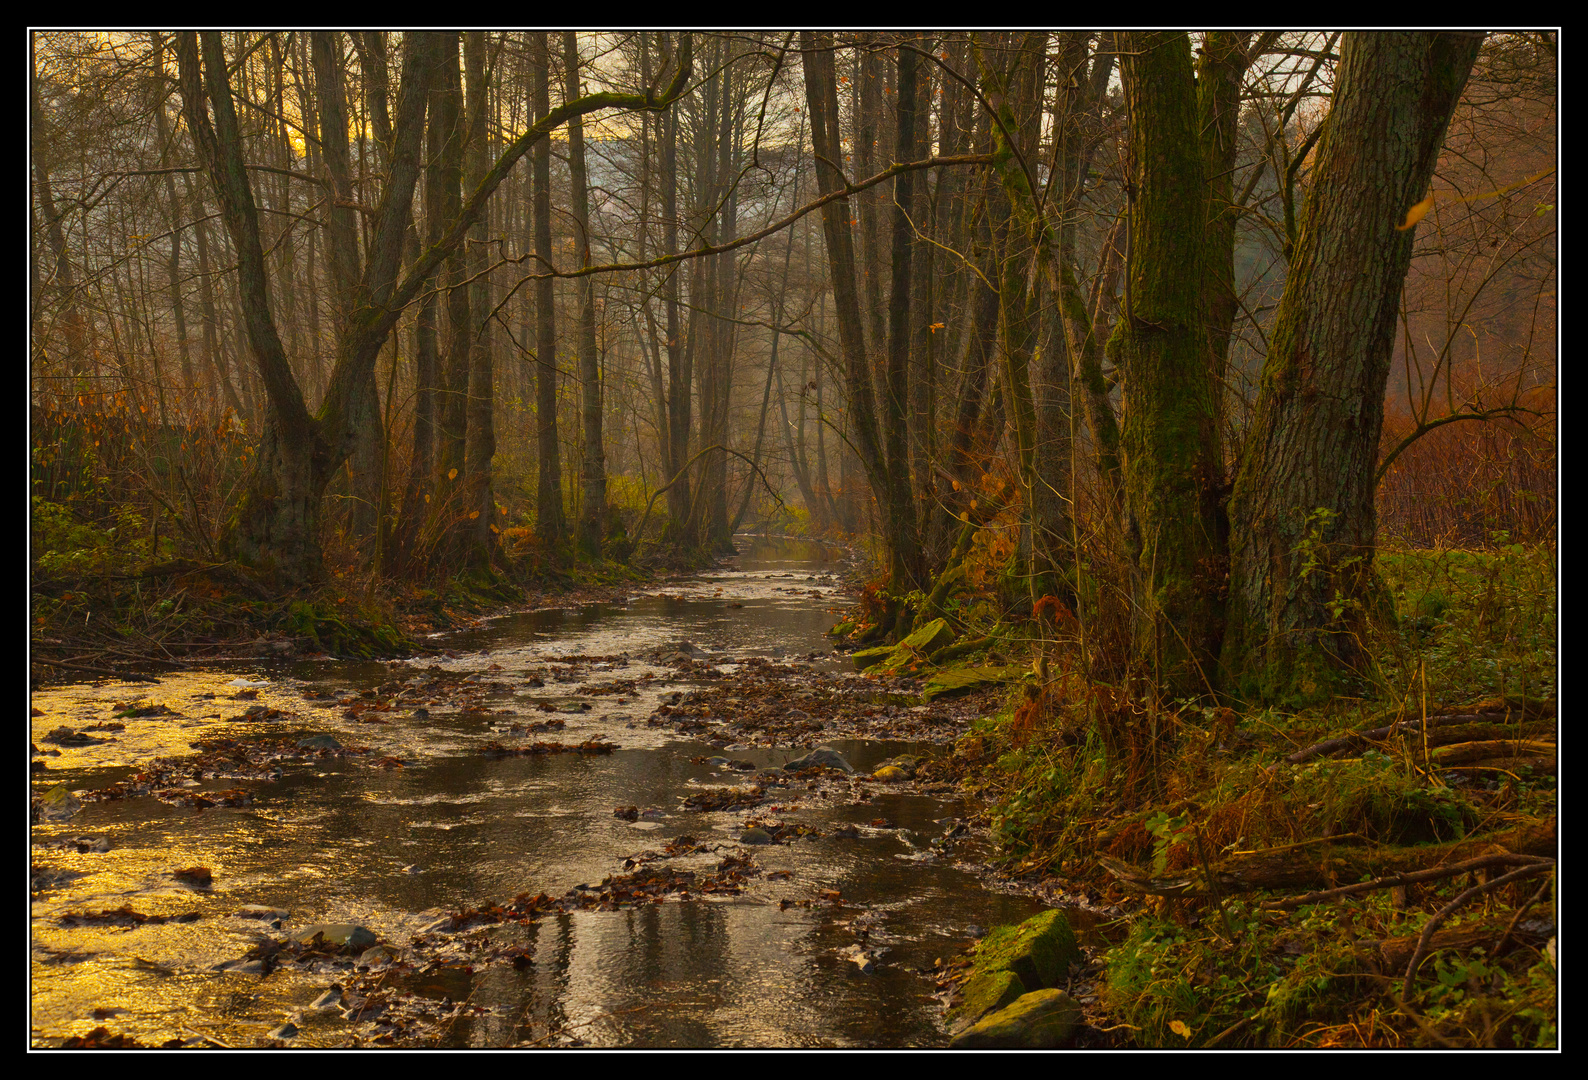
[898,539,1559,1049]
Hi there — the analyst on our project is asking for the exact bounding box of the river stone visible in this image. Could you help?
[296,735,343,751]
[949,989,1082,1049]
[293,923,377,950]
[357,944,401,968]
[949,968,1028,1033]
[783,747,854,773]
[973,908,1080,991]
[269,1022,299,1040]
[872,766,909,782]
[35,784,80,821]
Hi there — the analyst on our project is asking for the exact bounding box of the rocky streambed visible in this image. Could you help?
[31,537,1114,1049]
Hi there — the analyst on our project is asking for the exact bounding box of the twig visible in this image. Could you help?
[181,1025,233,1049]
[1287,706,1557,764]
[1492,875,1553,957]
[1402,863,1554,1000]
[1202,1014,1251,1049]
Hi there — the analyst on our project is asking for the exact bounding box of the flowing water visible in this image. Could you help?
[30,537,1053,1049]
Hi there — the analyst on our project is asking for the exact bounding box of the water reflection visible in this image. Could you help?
[32,536,1045,1048]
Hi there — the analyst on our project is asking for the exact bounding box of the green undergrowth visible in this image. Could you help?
[1101,891,1556,1048]
[946,539,1556,1047]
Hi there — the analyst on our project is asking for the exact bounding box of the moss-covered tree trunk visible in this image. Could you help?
[1113,32,1227,699]
[1223,32,1482,705]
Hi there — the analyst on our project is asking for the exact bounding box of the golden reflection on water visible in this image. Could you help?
[32,539,1048,1048]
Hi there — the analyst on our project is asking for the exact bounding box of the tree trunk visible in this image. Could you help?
[1113,32,1227,700]
[463,31,498,565]
[564,32,606,556]
[530,32,567,546]
[1223,32,1482,705]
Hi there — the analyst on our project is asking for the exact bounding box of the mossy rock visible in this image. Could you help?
[972,909,1080,990]
[949,989,1081,1049]
[921,664,1023,701]
[898,616,955,656]
[852,645,897,671]
[948,968,1027,1033]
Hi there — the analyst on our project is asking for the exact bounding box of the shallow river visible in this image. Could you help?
[30,537,1051,1049]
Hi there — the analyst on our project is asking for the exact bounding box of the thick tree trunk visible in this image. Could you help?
[1223,32,1482,705]
[1114,31,1227,700]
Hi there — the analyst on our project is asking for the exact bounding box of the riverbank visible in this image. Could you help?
[29,553,662,688]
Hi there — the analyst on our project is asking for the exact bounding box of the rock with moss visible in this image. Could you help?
[899,617,955,656]
[947,968,1028,1033]
[973,908,1080,990]
[949,989,1081,1049]
[292,923,377,950]
[921,664,1023,701]
[851,645,897,671]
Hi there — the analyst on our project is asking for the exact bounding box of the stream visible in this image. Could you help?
[30,536,1059,1049]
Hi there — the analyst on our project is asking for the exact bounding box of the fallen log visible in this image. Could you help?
[1429,740,1555,766]
[1257,852,1554,910]
[1097,820,1555,899]
[1288,702,1557,764]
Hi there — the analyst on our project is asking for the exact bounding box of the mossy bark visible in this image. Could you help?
[1113,33,1227,699]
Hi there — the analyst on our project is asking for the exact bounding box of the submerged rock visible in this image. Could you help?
[783,747,854,773]
[34,784,80,821]
[292,923,377,950]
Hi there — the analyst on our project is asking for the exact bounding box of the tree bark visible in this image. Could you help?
[530,32,567,547]
[463,31,498,565]
[1113,31,1227,700]
[1223,32,1482,705]
[564,32,606,556]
